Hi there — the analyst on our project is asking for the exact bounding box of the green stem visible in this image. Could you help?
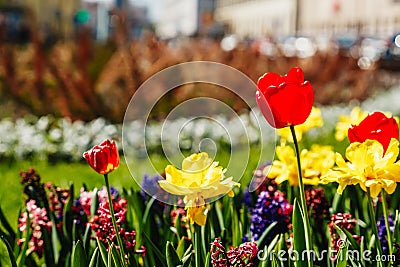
[381,189,393,260]
[367,188,384,267]
[290,125,313,267]
[194,224,203,267]
[104,174,127,266]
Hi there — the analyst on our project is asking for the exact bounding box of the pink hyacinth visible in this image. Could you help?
[211,238,258,267]
[18,200,52,257]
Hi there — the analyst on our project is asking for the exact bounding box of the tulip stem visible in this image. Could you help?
[104,174,127,266]
[290,125,313,267]
[367,188,384,267]
[381,189,393,260]
[194,224,203,267]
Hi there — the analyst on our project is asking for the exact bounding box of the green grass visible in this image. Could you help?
[1,160,129,228]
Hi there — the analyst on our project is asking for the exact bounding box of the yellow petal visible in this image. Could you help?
[186,206,208,226]
[182,152,212,172]
[158,180,193,195]
[365,180,381,198]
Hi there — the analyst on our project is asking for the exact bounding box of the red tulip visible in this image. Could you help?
[256,67,314,129]
[83,139,120,174]
[348,112,399,152]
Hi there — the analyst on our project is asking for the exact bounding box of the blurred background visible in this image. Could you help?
[0,0,400,122]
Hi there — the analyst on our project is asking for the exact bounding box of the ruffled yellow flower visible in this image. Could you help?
[265,144,335,186]
[158,152,239,225]
[321,138,400,197]
[277,107,323,143]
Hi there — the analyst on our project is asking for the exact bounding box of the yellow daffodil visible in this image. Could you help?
[321,138,400,197]
[277,107,323,143]
[265,144,335,186]
[158,152,239,225]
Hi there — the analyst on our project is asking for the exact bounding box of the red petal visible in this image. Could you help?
[256,90,276,127]
[257,72,282,93]
[285,67,304,84]
[348,112,399,152]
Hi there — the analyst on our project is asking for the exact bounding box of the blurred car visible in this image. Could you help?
[351,36,387,60]
[348,36,387,69]
[380,32,400,70]
[334,34,358,56]
[277,35,316,58]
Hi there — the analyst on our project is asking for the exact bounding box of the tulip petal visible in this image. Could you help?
[285,67,304,84]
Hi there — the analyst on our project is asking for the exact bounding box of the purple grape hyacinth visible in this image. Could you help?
[245,190,292,242]
[377,214,394,256]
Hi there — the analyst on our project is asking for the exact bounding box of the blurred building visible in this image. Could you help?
[215,0,295,37]
[215,0,400,37]
[300,0,400,36]
[154,0,222,39]
[8,0,80,39]
[154,0,198,38]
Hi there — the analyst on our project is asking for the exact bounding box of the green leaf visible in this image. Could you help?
[360,236,366,267]
[71,240,88,267]
[336,242,349,267]
[393,210,400,243]
[108,246,113,267]
[255,221,278,248]
[1,235,17,267]
[231,203,241,247]
[292,199,307,267]
[203,251,210,267]
[254,234,280,267]
[83,223,92,255]
[333,224,348,267]
[63,185,74,243]
[340,227,360,251]
[176,237,186,259]
[108,242,123,267]
[16,211,30,267]
[260,246,269,267]
[271,252,283,267]
[96,238,108,266]
[88,247,99,267]
[194,224,203,267]
[90,188,99,217]
[42,224,55,267]
[215,201,225,233]
[51,219,61,265]
[0,206,16,242]
[181,251,193,267]
[166,241,182,267]
[142,232,167,266]
[142,197,155,226]
[202,214,212,259]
